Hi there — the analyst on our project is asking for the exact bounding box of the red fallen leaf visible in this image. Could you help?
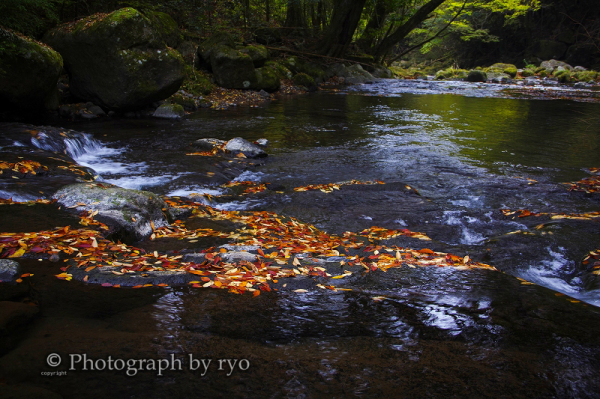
[191,283,202,288]
[156,283,169,287]
[101,283,112,287]
[253,290,260,297]
[418,248,435,254]
[257,248,265,257]
[201,277,211,282]
[370,264,378,271]
[519,210,532,217]
[30,246,45,253]
[368,255,379,260]
[132,285,143,289]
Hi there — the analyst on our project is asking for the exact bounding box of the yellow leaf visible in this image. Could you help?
[9,248,26,258]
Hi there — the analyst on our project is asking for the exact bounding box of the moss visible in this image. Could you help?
[181,65,214,95]
[265,60,292,79]
[436,67,468,80]
[553,69,572,83]
[488,63,517,78]
[574,70,599,82]
[521,68,535,77]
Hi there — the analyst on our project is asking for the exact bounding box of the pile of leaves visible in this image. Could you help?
[0,197,496,294]
[0,160,47,176]
[500,209,600,220]
[294,180,386,193]
[583,249,600,276]
[564,168,600,194]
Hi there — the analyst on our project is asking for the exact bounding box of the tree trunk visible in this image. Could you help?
[357,0,389,53]
[320,0,368,58]
[285,0,306,28]
[265,0,270,22]
[373,0,447,63]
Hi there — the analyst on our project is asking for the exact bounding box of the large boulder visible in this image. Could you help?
[343,64,375,84]
[0,28,63,112]
[253,66,281,92]
[210,45,257,89]
[196,32,236,71]
[540,59,573,73]
[239,45,268,68]
[53,183,171,243]
[467,70,487,82]
[43,8,185,110]
[0,260,20,283]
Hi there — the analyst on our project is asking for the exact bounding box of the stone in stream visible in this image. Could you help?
[153,103,185,119]
[0,27,63,114]
[53,183,171,243]
[224,137,267,158]
[43,8,185,110]
[466,70,487,82]
[0,260,21,283]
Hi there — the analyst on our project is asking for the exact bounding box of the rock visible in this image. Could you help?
[524,77,539,86]
[197,32,237,71]
[488,63,517,78]
[210,45,257,89]
[153,103,185,119]
[88,105,106,116]
[292,73,317,90]
[255,138,268,147]
[0,260,20,283]
[0,301,39,356]
[170,93,198,111]
[239,45,268,68]
[466,70,487,82]
[53,183,171,243]
[258,90,270,99]
[222,251,258,263]
[553,69,572,83]
[574,66,587,72]
[0,27,63,113]
[193,138,226,151]
[224,137,267,158]
[177,41,199,65]
[540,59,573,73]
[253,66,281,92]
[487,72,511,83]
[43,8,185,110]
[344,64,375,84]
[144,11,182,47]
[372,66,393,78]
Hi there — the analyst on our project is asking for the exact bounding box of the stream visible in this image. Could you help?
[2,79,600,398]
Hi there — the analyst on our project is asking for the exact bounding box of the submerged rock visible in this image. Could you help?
[43,8,185,110]
[0,27,63,113]
[224,137,267,158]
[53,183,171,243]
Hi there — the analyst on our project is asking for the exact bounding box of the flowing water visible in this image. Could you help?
[2,79,600,398]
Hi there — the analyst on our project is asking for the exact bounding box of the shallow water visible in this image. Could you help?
[2,80,600,398]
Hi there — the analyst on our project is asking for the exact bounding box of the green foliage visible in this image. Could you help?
[0,0,59,37]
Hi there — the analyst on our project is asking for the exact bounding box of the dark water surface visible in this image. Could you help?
[2,80,600,398]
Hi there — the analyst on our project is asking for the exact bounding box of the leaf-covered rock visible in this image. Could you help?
[0,27,62,113]
[53,183,171,243]
[43,8,185,110]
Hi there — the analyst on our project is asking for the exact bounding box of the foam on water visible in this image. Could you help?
[442,211,486,245]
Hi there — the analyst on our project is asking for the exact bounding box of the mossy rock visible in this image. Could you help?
[466,70,487,82]
[521,68,535,77]
[553,69,572,83]
[292,73,316,89]
[488,63,518,78]
[197,31,236,71]
[153,103,185,119]
[0,27,63,112]
[210,44,257,89]
[252,66,281,92]
[43,8,185,110]
[170,93,197,111]
[239,45,268,68]
[182,66,214,95]
[574,70,598,82]
[143,10,182,47]
[265,60,293,80]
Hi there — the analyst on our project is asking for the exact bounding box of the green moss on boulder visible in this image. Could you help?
[239,45,268,68]
[43,8,185,110]
[292,72,316,89]
[252,66,281,92]
[0,27,63,112]
[488,63,518,78]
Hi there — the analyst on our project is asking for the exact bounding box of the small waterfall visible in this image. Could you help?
[30,127,102,158]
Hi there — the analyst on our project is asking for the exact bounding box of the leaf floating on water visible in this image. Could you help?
[372,296,387,302]
[294,289,308,293]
